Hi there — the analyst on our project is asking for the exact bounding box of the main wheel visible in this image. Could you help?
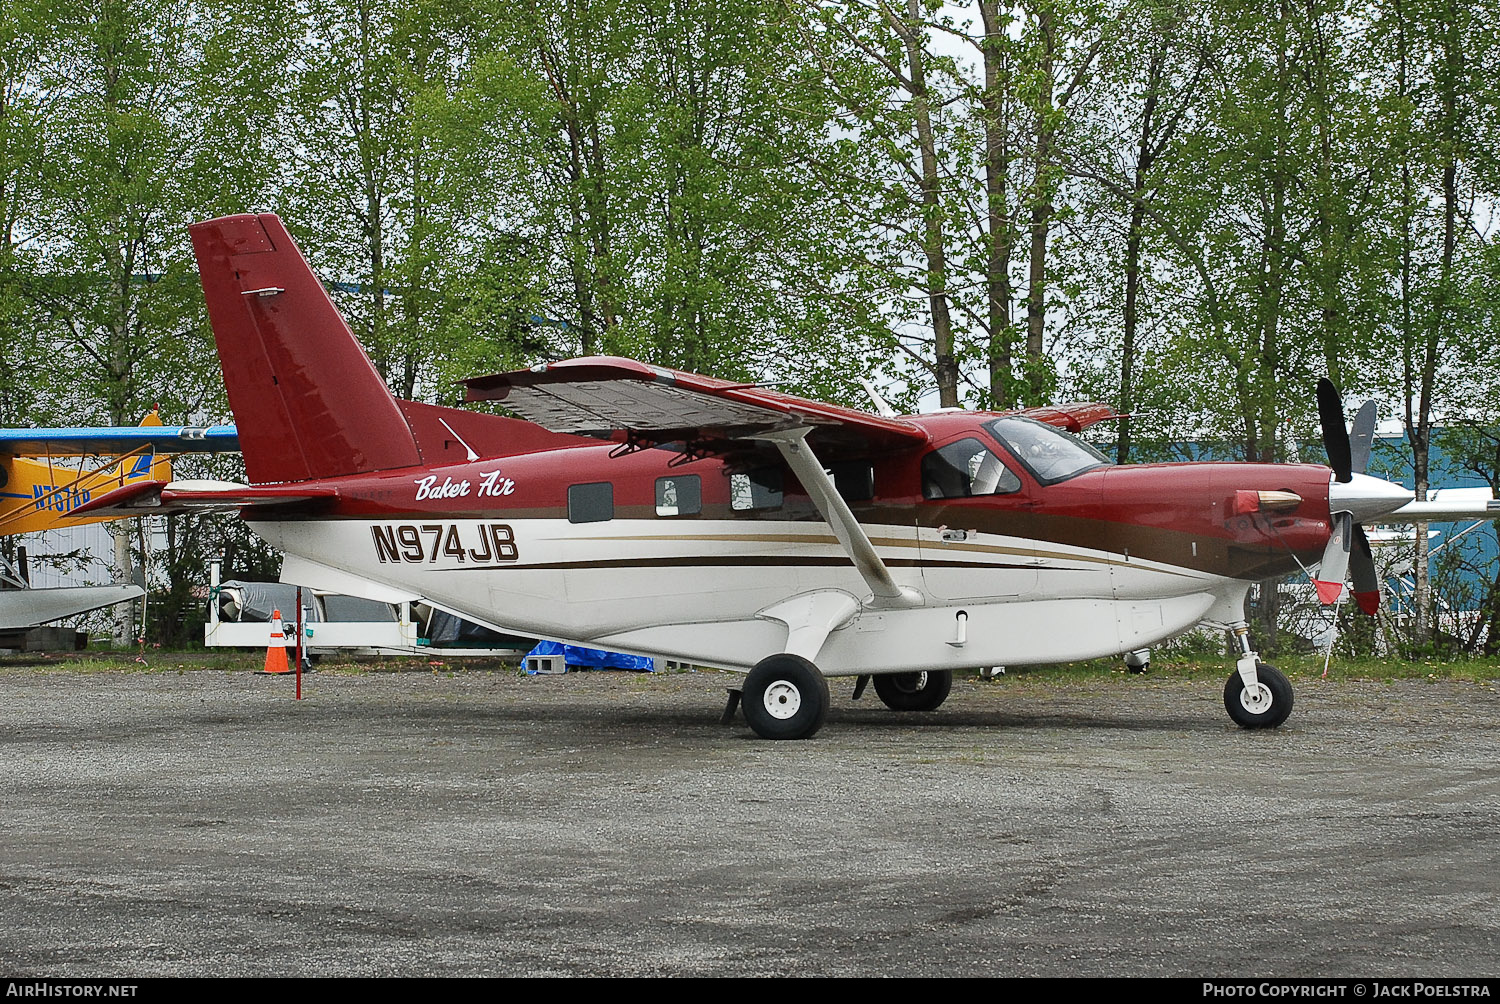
[872,669,953,712]
[1223,662,1293,729]
[742,654,830,740]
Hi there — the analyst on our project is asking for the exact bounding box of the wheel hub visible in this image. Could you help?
[1239,682,1273,715]
[762,680,802,720]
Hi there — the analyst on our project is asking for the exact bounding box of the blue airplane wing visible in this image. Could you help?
[0,425,240,456]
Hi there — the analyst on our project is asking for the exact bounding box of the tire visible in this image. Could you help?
[742,654,830,740]
[872,669,953,712]
[1223,662,1293,729]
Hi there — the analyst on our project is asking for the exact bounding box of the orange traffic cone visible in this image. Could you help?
[257,610,292,675]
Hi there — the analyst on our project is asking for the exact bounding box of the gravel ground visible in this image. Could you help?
[0,662,1496,977]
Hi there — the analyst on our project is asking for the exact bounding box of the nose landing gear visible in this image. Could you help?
[1222,623,1293,729]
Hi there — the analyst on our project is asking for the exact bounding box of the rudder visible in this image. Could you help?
[189,214,422,485]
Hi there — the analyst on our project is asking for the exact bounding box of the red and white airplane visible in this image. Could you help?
[80,214,1499,738]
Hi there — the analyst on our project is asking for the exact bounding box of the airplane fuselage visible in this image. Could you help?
[250,412,1335,675]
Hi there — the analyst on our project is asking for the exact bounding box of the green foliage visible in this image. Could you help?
[2,0,1497,650]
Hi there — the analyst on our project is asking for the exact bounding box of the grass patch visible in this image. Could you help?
[4,649,1498,684]
[983,653,1500,685]
[0,648,526,675]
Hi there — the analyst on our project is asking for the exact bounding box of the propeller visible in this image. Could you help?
[1317,379,1352,482]
[1314,381,1383,616]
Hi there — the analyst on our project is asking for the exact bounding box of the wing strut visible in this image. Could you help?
[754,428,922,609]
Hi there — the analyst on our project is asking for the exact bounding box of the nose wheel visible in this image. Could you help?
[1223,661,1293,729]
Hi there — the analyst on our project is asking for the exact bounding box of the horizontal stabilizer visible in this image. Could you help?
[69,480,339,518]
[0,584,144,631]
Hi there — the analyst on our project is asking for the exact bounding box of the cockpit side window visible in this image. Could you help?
[921,438,1022,499]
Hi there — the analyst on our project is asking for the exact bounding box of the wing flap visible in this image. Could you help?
[495,378,781,433]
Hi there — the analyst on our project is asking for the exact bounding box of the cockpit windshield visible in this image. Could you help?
[985,416,1112,485]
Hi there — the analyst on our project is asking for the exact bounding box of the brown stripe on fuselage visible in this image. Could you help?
[569,530,1156,570]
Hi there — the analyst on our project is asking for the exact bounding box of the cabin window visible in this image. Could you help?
[921,438,1021,499]
[828,461,875,502]
[655,475,702,516]
[730,467,783,511]
[568,482,614,523]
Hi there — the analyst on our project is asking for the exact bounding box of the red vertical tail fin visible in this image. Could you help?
[189,214,421,485]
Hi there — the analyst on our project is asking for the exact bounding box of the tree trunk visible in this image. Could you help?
[1023,3,1056,407]
[980,1,1016,409]
[1118,49,1162,465]
[895,0,958,407]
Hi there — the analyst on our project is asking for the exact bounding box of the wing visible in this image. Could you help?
[0,424,240,457]
[463,356,928,455]
[1017,402,1124,434]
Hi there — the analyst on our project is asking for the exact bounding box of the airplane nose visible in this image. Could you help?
[1328,472,1414,523]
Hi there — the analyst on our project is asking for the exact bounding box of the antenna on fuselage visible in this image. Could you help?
[438,418,480,462]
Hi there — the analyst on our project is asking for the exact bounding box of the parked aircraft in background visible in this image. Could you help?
[0,414,239,631]
[79,214,1500,738]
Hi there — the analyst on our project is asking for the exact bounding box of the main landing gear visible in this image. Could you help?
[871,670,952,712]
[740,654,830,740]
[728,659,957,740]
[1221,623,1293,729]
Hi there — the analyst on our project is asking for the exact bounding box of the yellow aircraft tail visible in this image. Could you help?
[0,411,174,537]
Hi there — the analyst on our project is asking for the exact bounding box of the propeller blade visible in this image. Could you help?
[1313,511,1352,605]
[1349,523,1381,616]
[1318,378,1352,483]
[1348,400,1377,477]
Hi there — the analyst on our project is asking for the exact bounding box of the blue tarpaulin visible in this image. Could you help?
[523,639,655,672]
